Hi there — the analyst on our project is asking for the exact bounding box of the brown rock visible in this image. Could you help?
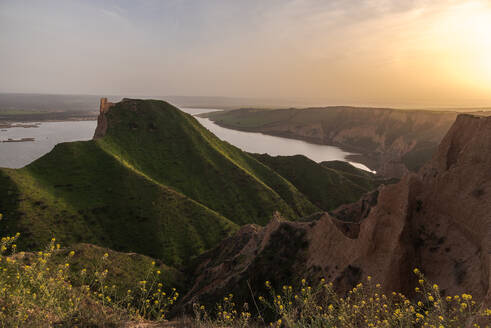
[93,97,115,139]
[179,114,491,310]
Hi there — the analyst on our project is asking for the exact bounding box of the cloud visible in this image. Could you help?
[0,0,490,107]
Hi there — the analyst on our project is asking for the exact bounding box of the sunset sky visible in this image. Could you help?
[1,0,490,107]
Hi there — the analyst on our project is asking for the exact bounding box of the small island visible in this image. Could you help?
[2,137,35,143]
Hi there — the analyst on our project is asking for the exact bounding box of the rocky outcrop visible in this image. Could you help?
[179,114,491,309]
[415,114,491,305]
[274,108,457,178]
[93,97,114,139]
[329,189,379,225]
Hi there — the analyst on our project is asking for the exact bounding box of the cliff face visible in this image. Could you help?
[179,114,491,309]
[414,114,491,305]
[205,107,460,178]
[93,98,114,139]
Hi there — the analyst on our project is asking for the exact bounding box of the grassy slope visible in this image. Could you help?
[319,160,391,190]
[97,99,317,224]
[0,142,237,266]
[58,243,185,292]
[252,155,384,211]
[0,99,318,266]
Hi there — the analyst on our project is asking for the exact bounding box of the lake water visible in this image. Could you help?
[0,108,372,172]
[0,121,97,168]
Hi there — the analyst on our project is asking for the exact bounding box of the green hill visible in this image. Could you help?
[0,142,236,266]
[95,99,317,224]
[0,99,318,266]
[252,155,385,211]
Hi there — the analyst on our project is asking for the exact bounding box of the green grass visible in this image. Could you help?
[319,160,393,190]
[252,155,384,211]
[97,100,318,224]
[0,99,395,269]
[0,142,237,266]
[0,99,319,267]
[57,242,184,293]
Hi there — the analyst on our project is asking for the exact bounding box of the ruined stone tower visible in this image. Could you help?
[94,97,114,139]
[99,97,114,114]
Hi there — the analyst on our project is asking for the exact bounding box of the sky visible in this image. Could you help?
[1,0,491,108]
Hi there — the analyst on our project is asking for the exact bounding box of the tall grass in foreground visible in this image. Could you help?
[1,226,489,327]
[193,274,490,328]
[0,229,177,327]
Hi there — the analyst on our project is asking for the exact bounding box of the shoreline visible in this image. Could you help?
[0,116,97,129]
[2,137,36,143]
[197,116,380,172]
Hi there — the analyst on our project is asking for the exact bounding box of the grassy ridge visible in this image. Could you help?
[98,100,318,225]
[0,99,319,266]
[0,99,388,268]
[252,155,384,211]
[0,141,237,266]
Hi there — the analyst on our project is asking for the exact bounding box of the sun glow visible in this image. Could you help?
[470,11,491,85]
[434,1,491,89]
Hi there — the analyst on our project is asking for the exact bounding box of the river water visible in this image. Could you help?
[0,107,372,172]
[0,121,97,168]
[181,108,373,172]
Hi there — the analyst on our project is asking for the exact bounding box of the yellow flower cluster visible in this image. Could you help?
[0,234,83,327]
[254,270,489,327]
[0,232,178,326]
[1,228,489,328]
[193,293,252,328]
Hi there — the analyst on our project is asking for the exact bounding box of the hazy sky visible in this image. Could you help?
[1,0,491,107]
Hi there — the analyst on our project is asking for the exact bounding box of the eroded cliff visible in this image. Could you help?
[179,114,491,310]
[204,107,465,178]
